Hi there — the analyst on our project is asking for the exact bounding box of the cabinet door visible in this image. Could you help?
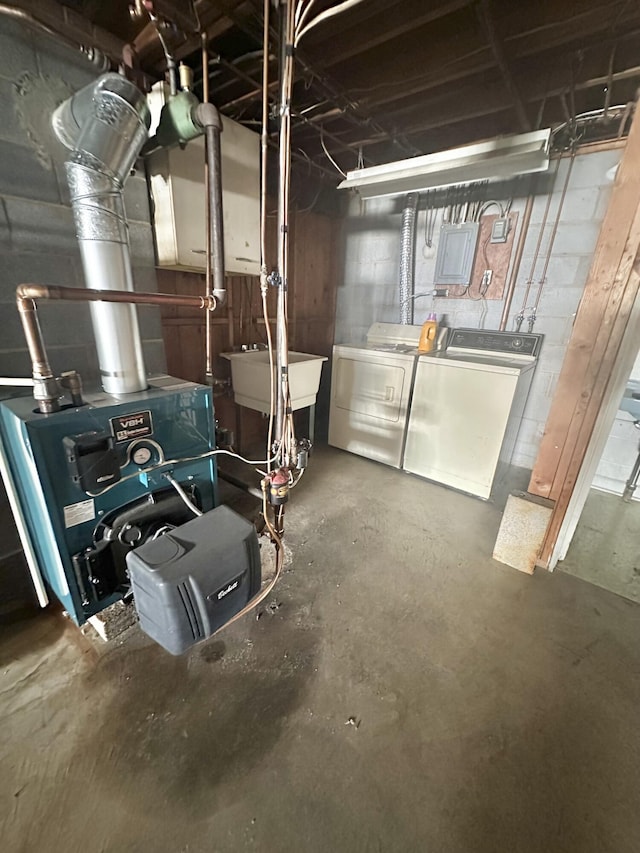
[148,119,260,276]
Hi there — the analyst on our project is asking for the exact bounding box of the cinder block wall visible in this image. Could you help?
[0,18,166,613]
[335,146,623,472]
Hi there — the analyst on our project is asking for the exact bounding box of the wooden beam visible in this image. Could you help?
[527,100,640,562]
[477,0,531,132]
[314,0,473,69]
[324,64,640,151]
[341,4,640,113]
[210,0,420,157]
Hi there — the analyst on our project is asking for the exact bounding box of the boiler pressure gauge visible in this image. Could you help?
[132,445,152,466]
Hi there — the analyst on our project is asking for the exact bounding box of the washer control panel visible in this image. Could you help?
[448,329,543,357]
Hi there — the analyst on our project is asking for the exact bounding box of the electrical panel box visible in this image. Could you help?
[491,217,510,243]
[434,222,480,286]
[146,113,260,276]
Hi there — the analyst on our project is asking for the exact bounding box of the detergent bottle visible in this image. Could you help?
[418,313,438,353]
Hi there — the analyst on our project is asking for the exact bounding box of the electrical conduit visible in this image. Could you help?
[399,192,419,325]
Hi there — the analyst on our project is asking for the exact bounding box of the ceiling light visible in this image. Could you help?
[338,129,551,199]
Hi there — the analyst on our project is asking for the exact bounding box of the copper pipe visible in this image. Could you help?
[16,283,218,412]
[499,190,534,331]
[0,4,110,70]
[17,297,54,380]
[17,284,216,310]
[16,297,60,413]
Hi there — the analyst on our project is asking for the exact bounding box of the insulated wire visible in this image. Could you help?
[294,0,369,45]
[212,485,284,635]
[164,473,203,517]
[320,129,346,176]
[263,288,277,471]
[148,11,177,96]
[274,0,298,468]
[295,0,318,31]
[86,447,280,498]
[260,0,276,472]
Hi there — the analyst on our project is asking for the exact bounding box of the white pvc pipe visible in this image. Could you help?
[0,434,48,607]
[0,377,34,386]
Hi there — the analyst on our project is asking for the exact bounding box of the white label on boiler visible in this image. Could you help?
[63,499,95,529]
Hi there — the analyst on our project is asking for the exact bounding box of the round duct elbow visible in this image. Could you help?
[52,73,150,183]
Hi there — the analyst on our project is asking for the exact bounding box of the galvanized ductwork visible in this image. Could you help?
[399,192,419,325]
[53,73,150,395]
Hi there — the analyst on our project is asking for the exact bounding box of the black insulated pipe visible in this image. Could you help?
[195,102,226,305]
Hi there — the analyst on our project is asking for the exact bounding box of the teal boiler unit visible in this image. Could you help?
[0,376,218,625]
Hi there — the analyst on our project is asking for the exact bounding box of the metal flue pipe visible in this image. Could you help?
[52,73,151,395]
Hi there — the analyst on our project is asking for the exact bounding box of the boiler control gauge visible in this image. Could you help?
[132,445,152,466]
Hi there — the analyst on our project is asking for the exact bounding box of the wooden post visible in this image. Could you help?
[527,98,640,566]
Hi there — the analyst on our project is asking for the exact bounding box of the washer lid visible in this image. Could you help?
[421,351,534,374]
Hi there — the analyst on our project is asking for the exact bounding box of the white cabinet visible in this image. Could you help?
[146,116,260,276]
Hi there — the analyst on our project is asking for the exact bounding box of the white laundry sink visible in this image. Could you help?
[221,349,327,414]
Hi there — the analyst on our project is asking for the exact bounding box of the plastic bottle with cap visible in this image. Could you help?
[418,313,438,353]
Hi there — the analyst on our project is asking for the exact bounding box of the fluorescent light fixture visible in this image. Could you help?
[338,129,551,199]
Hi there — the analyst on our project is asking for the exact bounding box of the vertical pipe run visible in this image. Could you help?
[399,192,419,325]
[275,0,294,451]
[202,32,214,381]
[499,189,534,330]
[260,0,276,470]
[204,122,226,303]
[195,101,227,310]
[53,73,151,395]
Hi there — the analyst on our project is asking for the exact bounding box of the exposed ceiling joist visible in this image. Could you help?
[309,0,473,70]
[476,0,531,132]
[47,0,639,172]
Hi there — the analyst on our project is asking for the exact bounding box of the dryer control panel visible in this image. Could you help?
[448,329,543,357]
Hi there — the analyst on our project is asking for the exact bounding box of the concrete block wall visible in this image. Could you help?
[335,146,622,472]
[0,18,166,612]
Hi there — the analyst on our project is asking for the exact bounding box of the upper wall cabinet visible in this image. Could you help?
[146,116,260,276]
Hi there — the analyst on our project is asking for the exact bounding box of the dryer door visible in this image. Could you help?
[328,347,416,468]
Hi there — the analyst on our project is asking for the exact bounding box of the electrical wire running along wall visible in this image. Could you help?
[0,16,166,611]
[335,145,623,471]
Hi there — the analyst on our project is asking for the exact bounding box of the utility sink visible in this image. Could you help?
[620,380,640,420]
[221,349,327,414]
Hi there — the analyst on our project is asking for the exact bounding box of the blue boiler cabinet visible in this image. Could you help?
[0,375,218,625]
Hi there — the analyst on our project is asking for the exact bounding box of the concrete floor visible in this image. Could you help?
[559,487,640,603]
[2,446,640,852]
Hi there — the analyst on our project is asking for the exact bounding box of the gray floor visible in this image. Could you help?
[2,446,640,853]
[560,487,640,603]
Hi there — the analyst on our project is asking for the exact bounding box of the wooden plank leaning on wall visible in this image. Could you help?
[528,98,640,567]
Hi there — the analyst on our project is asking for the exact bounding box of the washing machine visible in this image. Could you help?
[403,329,543,498]
[328,323,422,468]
